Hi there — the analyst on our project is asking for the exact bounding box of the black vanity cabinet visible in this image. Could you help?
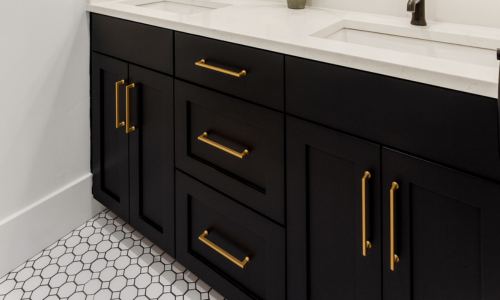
[382,149,500,300]
[90,12,500,300]
[286,116,382,300]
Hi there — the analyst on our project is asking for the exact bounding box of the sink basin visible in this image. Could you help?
[122,0,230,15]
[312,22,498,68]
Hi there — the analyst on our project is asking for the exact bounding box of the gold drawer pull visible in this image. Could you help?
[195,59,247,77]
[115,80,125,128]
[390,182,400,271]
[199,230,250,269]
[126,83,136,133]
[362,171,372,256]
[198,132,249,159]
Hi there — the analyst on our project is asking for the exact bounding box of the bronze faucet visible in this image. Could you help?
[407,0,427,26]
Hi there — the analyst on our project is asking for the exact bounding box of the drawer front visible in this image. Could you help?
[175,80,285,224]
[286,56,500,181]
[176,171,286,300]
[175,32,284,110]
[91,14,173,74]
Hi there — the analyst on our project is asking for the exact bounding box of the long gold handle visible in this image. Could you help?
[195,59,247,77]
[198,132,249,159]
[362,171,372,256]
[390,182,400,271]
[116,80,125,128]
[125,84,136,133]
[199,230,250,268]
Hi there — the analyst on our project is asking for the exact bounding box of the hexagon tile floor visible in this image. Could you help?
[0,209,227,300]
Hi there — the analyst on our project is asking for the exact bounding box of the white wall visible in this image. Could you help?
[0,0,103,275]
[279,0,500,29]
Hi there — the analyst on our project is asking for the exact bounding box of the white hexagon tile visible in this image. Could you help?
[0,209,227,300]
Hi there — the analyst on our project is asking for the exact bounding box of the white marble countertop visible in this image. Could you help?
[87,0,500,99]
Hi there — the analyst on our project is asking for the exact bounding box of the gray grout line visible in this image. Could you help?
[0,209,226,300]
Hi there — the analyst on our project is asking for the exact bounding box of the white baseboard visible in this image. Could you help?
[0,173,104,276]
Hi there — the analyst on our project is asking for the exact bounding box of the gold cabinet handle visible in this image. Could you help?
[199,230,250,269]
[390,182,400,271]
[116,80,125,128]
[198,132,249,159]
[362,171,372,256]
[195,59,247,77]
[125,83,136,133]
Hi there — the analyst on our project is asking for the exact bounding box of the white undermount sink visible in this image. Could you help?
[122,0,230,15]
[312,22,498,69]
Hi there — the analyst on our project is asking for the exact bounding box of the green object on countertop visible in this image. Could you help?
[287,0,306,9]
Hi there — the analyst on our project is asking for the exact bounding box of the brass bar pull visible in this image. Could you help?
[125,84,136,134]
[198,132,249,159]
[195,59,247,77]
[362,171,372,256]
[390,182,400,271]
[199,230,250,269]
[116,80,125,128]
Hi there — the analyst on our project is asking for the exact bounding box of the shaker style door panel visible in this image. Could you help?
[175,80,285,224]
[176,171,286,300]
[382,148,500,300]
[128,64,175,255]
[287,116,382,300]
[91,52,130,221]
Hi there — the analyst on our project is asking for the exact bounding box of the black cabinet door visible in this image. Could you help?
[91,53,130,221]
[128,64,175,255]
[382,148,500,300]
[287,116,382,300]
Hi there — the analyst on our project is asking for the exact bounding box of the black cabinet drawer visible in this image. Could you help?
[176,171,286,300]
[286,56,500,181]
[175,32,284,110]
[91,14,173,74]
[175,80,285,224]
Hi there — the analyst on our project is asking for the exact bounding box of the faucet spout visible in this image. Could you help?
[407,0,427,26]
[407,0,420,12]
